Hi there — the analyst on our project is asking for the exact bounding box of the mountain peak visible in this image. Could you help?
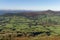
[47,10,53,12]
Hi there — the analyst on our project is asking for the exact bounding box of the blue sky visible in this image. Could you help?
[0,0,60,10]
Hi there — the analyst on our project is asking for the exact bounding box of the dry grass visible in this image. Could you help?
[14,36,60,40]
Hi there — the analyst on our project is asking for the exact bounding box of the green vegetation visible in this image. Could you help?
[0,11,60,40]
[0,13,60,35]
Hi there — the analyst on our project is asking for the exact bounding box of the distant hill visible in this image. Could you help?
[0,10,60,16]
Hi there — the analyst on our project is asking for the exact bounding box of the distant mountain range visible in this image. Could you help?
[0,10,60,16]
[0,10,34,15]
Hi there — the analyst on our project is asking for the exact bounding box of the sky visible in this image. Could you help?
[0,0,60,11]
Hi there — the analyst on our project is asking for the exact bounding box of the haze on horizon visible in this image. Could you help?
[0,0,60,11]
